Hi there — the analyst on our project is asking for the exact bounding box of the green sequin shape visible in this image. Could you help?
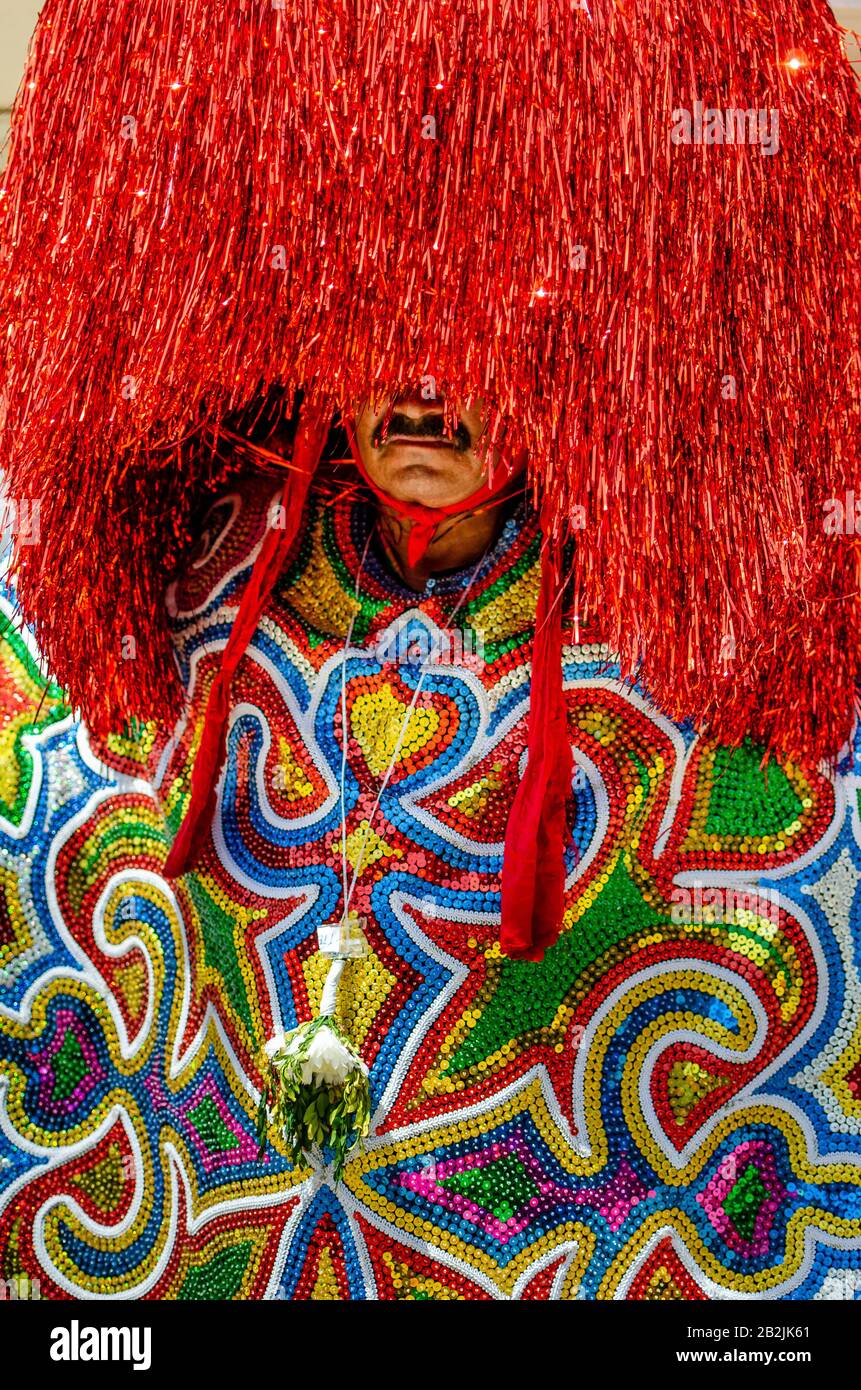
[188,1096,241,1154]
[185,876,254,1033]
[178,1243,253,1300]
[705,742,803,838]
[451,856,661,1071]
[723,1163,767,1241]
[50,1029,89,1103]
[440,1155,538,1222]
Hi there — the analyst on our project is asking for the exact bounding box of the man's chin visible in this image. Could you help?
[372,446,483,507]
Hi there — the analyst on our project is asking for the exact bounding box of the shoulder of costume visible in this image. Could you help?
[0,578,73,756]
[166,471,317,625]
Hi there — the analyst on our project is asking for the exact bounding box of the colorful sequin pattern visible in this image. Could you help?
[1,477,861,1301]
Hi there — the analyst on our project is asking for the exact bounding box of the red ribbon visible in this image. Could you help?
[499,533,573,961]
[163,404,332,878]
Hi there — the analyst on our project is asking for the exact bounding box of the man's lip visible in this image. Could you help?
[378,434,459,449]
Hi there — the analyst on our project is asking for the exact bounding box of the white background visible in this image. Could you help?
[0,2,858,144]
[1,2,859,106]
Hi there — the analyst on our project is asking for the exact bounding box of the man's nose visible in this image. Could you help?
[392,387,445,417]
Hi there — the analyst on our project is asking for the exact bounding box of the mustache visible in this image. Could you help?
[372,412,472,452]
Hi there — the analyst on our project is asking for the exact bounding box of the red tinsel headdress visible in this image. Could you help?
[1,0,860,768]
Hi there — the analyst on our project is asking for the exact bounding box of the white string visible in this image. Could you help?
[337,527,374,916]
[341,539,492,919]
[321,525,373,1026]
[319,957,345,1018]
[320,513,498,1025]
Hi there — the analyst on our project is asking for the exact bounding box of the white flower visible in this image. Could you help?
[301,1025,358,1085]
[264,1024,367,1086]
[264,1031,296,1060]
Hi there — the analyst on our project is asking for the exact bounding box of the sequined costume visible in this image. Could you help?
[1,475,860,1300]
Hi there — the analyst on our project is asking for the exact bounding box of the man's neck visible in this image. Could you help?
[375,489,518,591]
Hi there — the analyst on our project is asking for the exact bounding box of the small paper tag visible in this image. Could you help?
[317,914,368,959]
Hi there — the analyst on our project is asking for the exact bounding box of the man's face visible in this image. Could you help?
[353,391,492,508]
